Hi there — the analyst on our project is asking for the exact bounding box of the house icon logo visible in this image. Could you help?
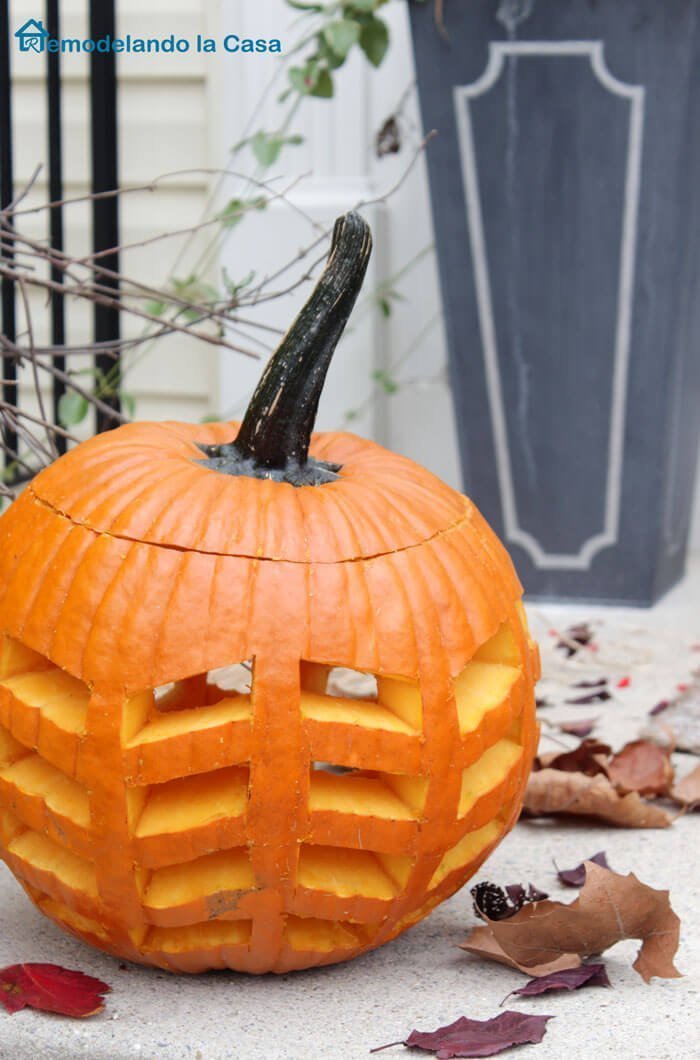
[14,18,49,53]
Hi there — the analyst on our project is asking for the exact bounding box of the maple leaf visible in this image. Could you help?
[556,850,611,887]
[523,768,673,828]
[670,762,700,808]
[485,862,681,983]
[504,962,610,1002]
[0,963,110,1018]
[459,926,581,976]
[607,739,674,796]
[371,1011,553,1058]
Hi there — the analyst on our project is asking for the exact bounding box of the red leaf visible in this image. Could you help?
[565,690,612,705]
[558,717,598,737]
[372,1012,553,1058]
[670,763,700,809]
[607,740,674,796]
[556,623,594,657]
[556,851,611,887]
[546,738,612,776]
[506,963,610,1002]
[0,963,110,1018]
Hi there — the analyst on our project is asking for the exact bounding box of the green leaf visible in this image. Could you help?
[145,299,166,317]
[378,297,392,318]
[345,0,380,11]
[323,18,360,59]
[310,67,334,98]
[199,413,222,423]
[251,131,283,168]
[222,268,257,299]
[172,276,219,304]
[317,37,346,70]
[289,66,310,94]
[359,15,389,67]
[286,0,326,10]
[289,60,323,94]
[218,195,267,229]
[121,393,136,419]
[58,392,89,427]
[218,198,246,229]
[372,369,399,395]
[250,130,304,167]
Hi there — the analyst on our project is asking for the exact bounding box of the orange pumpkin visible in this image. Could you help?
[0,214,538,973]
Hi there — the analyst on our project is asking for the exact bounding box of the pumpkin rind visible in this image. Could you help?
[0,438,538,973]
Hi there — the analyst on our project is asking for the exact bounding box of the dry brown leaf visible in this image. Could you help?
[607,740,674,796]
[523,767,672,828]
[459,925,581,976]
[670,762,700,807]
[486,862,681,983]
[536,739,611,777]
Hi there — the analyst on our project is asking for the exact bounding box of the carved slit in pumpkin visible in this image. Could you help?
[197,211,372,485]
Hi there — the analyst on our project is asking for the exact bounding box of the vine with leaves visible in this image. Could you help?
[1,0,443,499]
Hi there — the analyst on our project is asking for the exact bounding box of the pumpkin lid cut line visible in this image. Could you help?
[27,484,473,566]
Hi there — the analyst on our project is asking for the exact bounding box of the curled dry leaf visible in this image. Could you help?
[607,739,674,796]
[375,115,402,158]
[670,762,700,808]
[485,862,681,983]
[565,690,612,705]
[556,850,611,887]
[523,768,673,828]
[540,739,612,777]
[505,962,611,1002]
[556,622,594,657]
[372,1011,554,1058]
[0,963,110,1017]
[459,925,581,977]
[557,718,598,738]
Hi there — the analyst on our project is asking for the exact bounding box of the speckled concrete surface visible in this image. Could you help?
[0,563,698,1060]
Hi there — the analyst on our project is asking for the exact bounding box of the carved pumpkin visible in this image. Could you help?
[0,214,538,973]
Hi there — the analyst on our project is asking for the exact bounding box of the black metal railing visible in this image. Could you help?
[0,0,120,479]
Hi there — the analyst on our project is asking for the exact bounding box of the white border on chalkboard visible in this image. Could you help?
[454,41,645,570]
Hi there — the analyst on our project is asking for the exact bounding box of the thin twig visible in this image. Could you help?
[16,275,58,458]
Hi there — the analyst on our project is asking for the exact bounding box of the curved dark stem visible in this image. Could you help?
[197,211,372,485]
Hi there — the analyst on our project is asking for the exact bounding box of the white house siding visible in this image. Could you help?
[9,0,216,434]
[5,0,699,547]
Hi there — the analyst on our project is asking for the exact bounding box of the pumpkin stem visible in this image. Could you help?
[198,211,372,486]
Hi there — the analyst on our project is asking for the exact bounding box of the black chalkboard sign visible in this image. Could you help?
[410,0,700,604]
